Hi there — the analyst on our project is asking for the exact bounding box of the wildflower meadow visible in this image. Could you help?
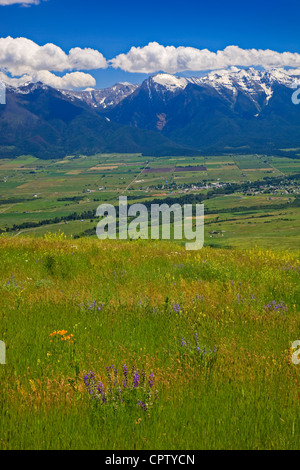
[0,234,299,449]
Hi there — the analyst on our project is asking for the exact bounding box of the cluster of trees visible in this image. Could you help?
[0,197,34,206]
[1,210,95,234]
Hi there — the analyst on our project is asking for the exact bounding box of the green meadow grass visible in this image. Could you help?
[0,234,299,449]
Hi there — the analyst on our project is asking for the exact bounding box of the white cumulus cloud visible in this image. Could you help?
[34,71,97,89]
[0,0,41,5]
[110,42,300,74]
[0,37,107,76]
[0,70,96,89]
[1,37,300,90]
[0,36,107,89]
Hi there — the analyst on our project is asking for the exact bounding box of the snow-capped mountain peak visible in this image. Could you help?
[151,73,188,91]
[147,68,299,96]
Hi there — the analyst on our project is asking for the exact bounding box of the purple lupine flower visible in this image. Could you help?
[264,300,288,312]
[133,371,140,388]
[148,372,154,388]
[138,400,147,411]
[97,381,104,393]
[97,381,106,403]
[181,338,186,347]
[83,371,96,395]
[172,303,181,312]
[88,299,97,310]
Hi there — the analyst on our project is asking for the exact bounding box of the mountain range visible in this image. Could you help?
[0,82,190,158]
[1,68,300,158]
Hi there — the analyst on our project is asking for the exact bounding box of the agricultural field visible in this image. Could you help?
[0,153,299,249]
[0,236,299,449]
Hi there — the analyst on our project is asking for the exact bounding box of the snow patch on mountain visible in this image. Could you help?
[152,74,188,91]
[150,68,298,101]
[59,82,139,110]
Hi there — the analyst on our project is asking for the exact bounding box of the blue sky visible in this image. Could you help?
[0,0,300,88]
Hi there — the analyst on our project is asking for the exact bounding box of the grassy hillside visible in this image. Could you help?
[0,235,299,449]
